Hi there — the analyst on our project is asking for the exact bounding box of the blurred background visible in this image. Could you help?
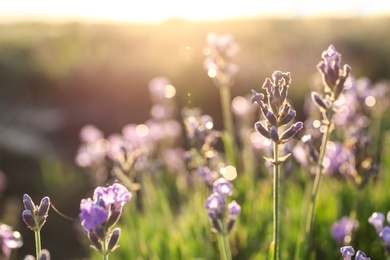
[1,1,390,259]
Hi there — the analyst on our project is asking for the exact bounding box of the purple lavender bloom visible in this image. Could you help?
[323,142,356,176]
[355,250,370,260]
[204,192,225,218]
[368,212,385,233]
[213,178,233,197]
[228,201,241,219]
[340,246,355,260]
[317,45,351,98]
[93,183,132,211]
[0,223,22,260]
[331,216,359,245]
[79,199,108,231]
[379,226,390,245]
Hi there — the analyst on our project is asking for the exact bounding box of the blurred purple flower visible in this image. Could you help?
[0,223,22,260]
[93,183,132,210]
[80,183,131,232]
[79,124,104,143]
[148,77,175,102]
[213,178,233,197]
[79,199,108,231]
[331,216,359,245]
[379,226,390,245]
[204,192,224,218]
[355,250,370,260]
[228,200,241,219]
[340,246,355,260]
[368,212,385,233]
[323,142,356,176]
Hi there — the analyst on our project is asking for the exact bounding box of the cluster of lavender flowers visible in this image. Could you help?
[368,211,390,255]
[0,223,22,260]
[204,178,241,234]
[251,71,303,150]
[340,246,370,260]
[203,32,239,88]
[79,183,131,257]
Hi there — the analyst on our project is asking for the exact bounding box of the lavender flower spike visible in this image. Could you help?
[213,178,233,197]
[355,250,370,260]
[368,212,385,233]
[340,246,355,260]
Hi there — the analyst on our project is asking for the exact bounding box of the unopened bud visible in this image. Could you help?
[106,205,122,229]
[266,111,277,126]
[94,226,106,240]
[311,92,328,111]
[22,210,37,230]
[255,122,270,139]
[88,231,102,252]
[279,110,296,126]
[280,122,303,141]
[23,194,35,212]
[107,228,121,252]
[269,126,279,143]
[250,90,264,104]
[38,249,51,260]
[37,197,50,219]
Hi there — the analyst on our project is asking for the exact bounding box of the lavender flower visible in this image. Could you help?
[252,71,303,146]
[355,250,370,260]
[0,223,22,260]
[79,183,131,255]
[331,216,359,245]
[22,194,50,231]
[379,226,390,245]
[317,45,351,98]
[204,178,240,234]
[368,212,385,233]
[340,246,355,260]
[24,249,50,260]
[213,178,233,197]
[204,32,239,88]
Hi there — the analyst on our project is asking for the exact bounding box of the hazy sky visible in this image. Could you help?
[1,0,390,23]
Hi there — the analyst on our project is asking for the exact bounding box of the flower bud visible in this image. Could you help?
[88,231,102,252]
[106,205,122,229]
[94,226,106,240]
[266,111,277,126]
[311,92,328,112]
[280,122,303,142]
[255,122,270,139]
[340,246,355,260]
[37,197,50,220]
[38,249,51,260]
[22,210,37,230]
[107,228,121,252]
[269,126,279,143]
[250,90,264,104]
[279,110,296,126]
[23,194,35,212]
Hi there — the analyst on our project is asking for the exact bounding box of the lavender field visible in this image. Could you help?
[0,18,390,259]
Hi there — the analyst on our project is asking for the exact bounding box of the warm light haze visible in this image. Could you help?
[1,0,390,23]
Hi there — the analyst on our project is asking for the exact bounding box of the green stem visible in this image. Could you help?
[217,221,232,260]
[102,239,108,260]
[34,230,41,260]
[301,108,334,258]
[273,141,280,260]
[219,84,237,166]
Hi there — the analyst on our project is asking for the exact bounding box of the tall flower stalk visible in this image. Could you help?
[79,183,131,260]
[204,32,240,166]
[22,194,50,260]
[252,71,303,260]
[296,45,351,258]
[204,178,241,260]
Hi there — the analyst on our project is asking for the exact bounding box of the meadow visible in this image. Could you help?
[0,18,390,259]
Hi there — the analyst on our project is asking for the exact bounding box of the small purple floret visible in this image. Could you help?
[79,199,108,231]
